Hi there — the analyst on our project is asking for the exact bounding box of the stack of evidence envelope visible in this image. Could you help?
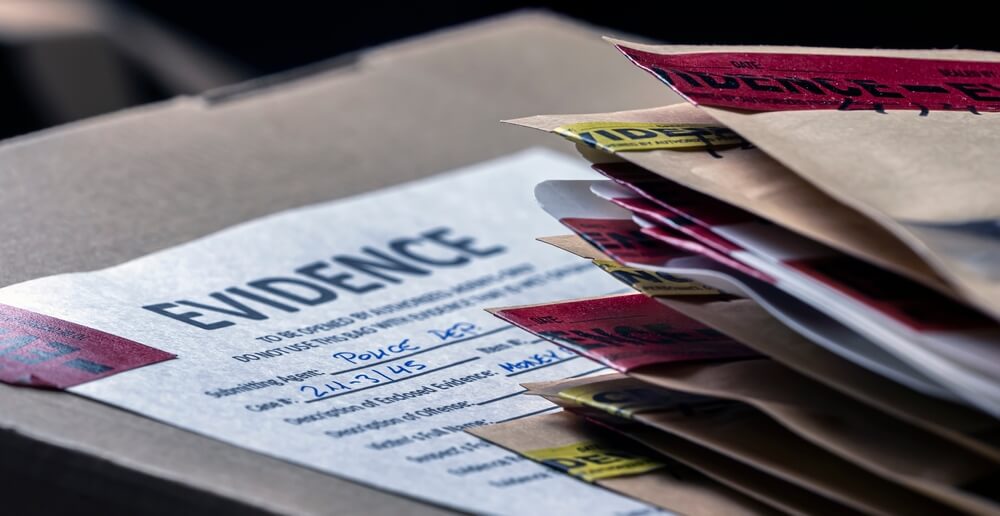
[469,40,1000,515]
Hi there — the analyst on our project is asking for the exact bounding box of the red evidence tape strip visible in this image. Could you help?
[616,46,1000,113]
[492,294,760,372]
[0,303,174,389]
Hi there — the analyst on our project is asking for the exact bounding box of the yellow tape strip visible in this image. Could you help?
[524,440,665,482]
[593,259,720,296]
[554,121,744,153]
[559,380,735,422]
[559,382,677,419]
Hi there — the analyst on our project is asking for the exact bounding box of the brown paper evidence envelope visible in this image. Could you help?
[526,376,952,515]
[0,13,680,514]
[627,360,1000,514]
[607,39,1000,321]
[543,233,1000,462]
[529,235,1000,511]
[658,295,1000,461]
[469,411,776,515]
[515,381,865,516]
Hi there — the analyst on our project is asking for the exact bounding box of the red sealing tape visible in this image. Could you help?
[0,303,174,389]
[617,46,1000,113]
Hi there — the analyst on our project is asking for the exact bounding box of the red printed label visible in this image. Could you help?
[616,46,1000,113]
[492,294,759,372]
[0,303,174,389]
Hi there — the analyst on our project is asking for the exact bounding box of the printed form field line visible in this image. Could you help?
[566,366,610,379]
[306,356,481,403]
[329,325,515,375]
[482,366,611,421]
[474,365,610,406]
[505,355,580,377]
[475,389,528,406]
[493,406,561,424]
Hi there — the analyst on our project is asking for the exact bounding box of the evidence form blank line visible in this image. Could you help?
[492,406,560,425]
[566,366,609,379]
[475,389,528,406]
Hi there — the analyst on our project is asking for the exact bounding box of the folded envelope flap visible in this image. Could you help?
[605,38,1000,61]
[608,40,1000,318]
[505,103,716,131]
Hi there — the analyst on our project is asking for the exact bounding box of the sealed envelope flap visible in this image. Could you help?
[608,39,1000,320]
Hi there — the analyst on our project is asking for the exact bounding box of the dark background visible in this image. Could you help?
[134,2,1000,76]
[2,1,997,141]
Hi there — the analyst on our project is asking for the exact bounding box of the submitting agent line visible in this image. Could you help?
[329,325,514,375]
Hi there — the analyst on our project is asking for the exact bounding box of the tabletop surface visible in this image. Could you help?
[0,11,678,514]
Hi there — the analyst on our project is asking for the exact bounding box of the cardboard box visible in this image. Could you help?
[0,12,676,514]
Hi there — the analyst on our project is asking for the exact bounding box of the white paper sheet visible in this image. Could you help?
[0,150,660,515]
